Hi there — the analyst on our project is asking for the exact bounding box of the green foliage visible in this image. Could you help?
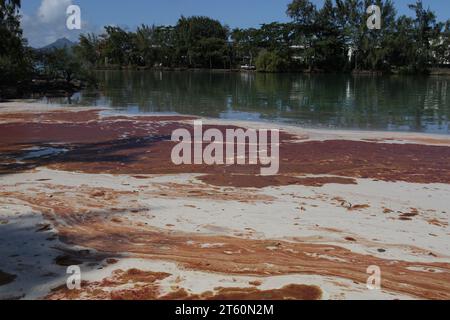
[75,33,100,68]
[256,50,288,72]
[435,20,450,67]
[0,0,94,97]
[68,1,450,74]
[34,47,90,85]
[2,0,450,96]
[132,25,159,67]
[285,0,447,73]
[73,17,231,69]
[0,0,33,86]
[102,26,133,66]
[174,16,229,68]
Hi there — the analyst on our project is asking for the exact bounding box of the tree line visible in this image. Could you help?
[76,0,450,73]
[1,0,450,98]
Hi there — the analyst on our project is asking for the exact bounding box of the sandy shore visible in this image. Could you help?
[0,101,449,300]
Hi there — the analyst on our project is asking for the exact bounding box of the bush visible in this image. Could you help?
[255,50,288,73]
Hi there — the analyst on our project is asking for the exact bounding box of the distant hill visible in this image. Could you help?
[39,38,76,51]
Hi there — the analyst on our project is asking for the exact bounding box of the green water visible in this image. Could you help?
[46,70,450,134]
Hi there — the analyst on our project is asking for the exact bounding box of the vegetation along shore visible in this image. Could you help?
[1,0,450,99]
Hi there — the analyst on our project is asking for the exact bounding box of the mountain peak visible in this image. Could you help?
[40,38,76,50]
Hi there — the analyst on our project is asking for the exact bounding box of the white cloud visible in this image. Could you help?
[37,0,72,24]
[21,0,94,48]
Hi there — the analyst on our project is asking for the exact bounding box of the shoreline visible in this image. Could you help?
[0,102,449,300]
[92,66,450,76]
[2,100,450,142]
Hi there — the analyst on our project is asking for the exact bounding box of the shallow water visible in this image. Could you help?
[41,71,450,134]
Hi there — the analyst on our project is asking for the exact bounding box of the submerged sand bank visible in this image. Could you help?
[0,102,449,300]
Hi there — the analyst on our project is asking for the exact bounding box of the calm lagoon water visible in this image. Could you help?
[43,70,450,134]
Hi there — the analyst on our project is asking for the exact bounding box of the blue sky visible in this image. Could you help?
[21,0,450,48]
